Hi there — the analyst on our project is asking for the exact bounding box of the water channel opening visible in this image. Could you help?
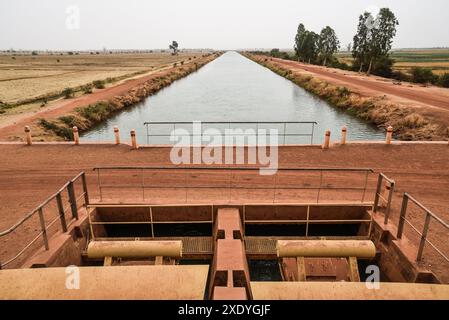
[244,224,362,237]
[102,223,213,238]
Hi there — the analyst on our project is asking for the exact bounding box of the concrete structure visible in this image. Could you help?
[0,266,209,300]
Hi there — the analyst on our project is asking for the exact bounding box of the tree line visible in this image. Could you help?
[261,8,449,87]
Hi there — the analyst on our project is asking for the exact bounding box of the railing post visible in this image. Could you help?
[130,129,138,149]
[38,208,49,250]
[67,181,79,220]
[322,130,331,149]
[24,126,32,146]
[114,126,120,145]
[56,193,68,233]
[341,126,347,145]
[386,126,393,145]
[384,181,395,225]
[397,194,409,239]
[81,173,89,205]
[417,212,432,261]
[73,126,79,145]
[373,174,383,213]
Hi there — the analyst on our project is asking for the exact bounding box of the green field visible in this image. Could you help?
[337,48,449,75]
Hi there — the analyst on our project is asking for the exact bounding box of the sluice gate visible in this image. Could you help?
[1,167,449,299]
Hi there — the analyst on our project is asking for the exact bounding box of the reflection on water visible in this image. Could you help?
[81,51,384,144]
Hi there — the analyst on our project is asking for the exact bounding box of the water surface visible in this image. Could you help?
[81,51,383,144]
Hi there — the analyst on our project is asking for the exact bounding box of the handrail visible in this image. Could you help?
[397,193,449,263]
[92,166,374,204]
[88,203,373,240]
[0,172,88,269]
[143,121,319,125]
[93,166,374,172]
[143,121,319,145]
[0,172,85,237]
[373,173,395,224]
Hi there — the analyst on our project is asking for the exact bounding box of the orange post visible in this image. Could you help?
[323,130,331,149]
[73,126,79,145]
[114,126,120,145]
[131,130,138,149]
[386,126,393,145]
[24,126,32,146]
[341,126,347,145]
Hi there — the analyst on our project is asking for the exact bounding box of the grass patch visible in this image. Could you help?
[92,80,106,89]
[38,119,73,140]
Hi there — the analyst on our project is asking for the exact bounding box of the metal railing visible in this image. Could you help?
[242,203,373,238]
[92,166,374,204]
[88,203,373,239]
[88,204,215,240]
[373,173,395,224]
[397,193,449,263]
[143,121,318,145]
[0,172,89,269]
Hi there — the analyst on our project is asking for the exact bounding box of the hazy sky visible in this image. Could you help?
[1,0,448,50]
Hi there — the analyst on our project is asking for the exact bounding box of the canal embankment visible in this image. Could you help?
[245,54,449,141]
[0,53,220,141]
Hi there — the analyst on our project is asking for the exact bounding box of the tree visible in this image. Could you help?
[347,43,352,53]
[294,23,307,61]
[352,8,399,75]
[438,73,449,88]
[169,41,179,55]
[318,26,340,66]
[302,31,320,64]
[411,67,438,84]
[352,12,372,72]
[366,8,399,74]
[270,48,280,57]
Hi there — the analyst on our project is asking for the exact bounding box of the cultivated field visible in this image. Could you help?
[337,48,449,75]
[0,52,204,105]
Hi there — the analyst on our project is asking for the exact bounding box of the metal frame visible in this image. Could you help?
[397,193,449,263]
[373,173,395,224]
[0,172,89,269]
[88,203,215,240]
[88,203,373,240]
[143,121,318,145]
[93,166,374,204]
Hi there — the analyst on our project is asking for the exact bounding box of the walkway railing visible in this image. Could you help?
[92,166,374,204]
[143,121,318,145]
[0,172,89,269]
[89,203,373,240]
[373,173,395,224]
[397,193,449,263]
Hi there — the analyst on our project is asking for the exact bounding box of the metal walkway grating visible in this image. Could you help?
[94,236,214,255]
[245,237,278,255]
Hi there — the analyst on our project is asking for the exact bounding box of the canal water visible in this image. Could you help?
[81,51,384,144]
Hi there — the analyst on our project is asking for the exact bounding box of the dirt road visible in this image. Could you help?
[272,58,449,111]
[0,56,211,141]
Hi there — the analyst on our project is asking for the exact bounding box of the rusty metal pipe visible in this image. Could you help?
[277,240,376,258]
[87,240,182,259]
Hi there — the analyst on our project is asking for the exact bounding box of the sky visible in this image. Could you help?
[0,0,448,51]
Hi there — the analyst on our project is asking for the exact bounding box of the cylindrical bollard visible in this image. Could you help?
[323,130,331,149]
[114,126,120,145]
[341,126,347,145]
[386,126,393,145]
[73,126,79,145]
[24,126,32,146]
[130,129,138,149]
